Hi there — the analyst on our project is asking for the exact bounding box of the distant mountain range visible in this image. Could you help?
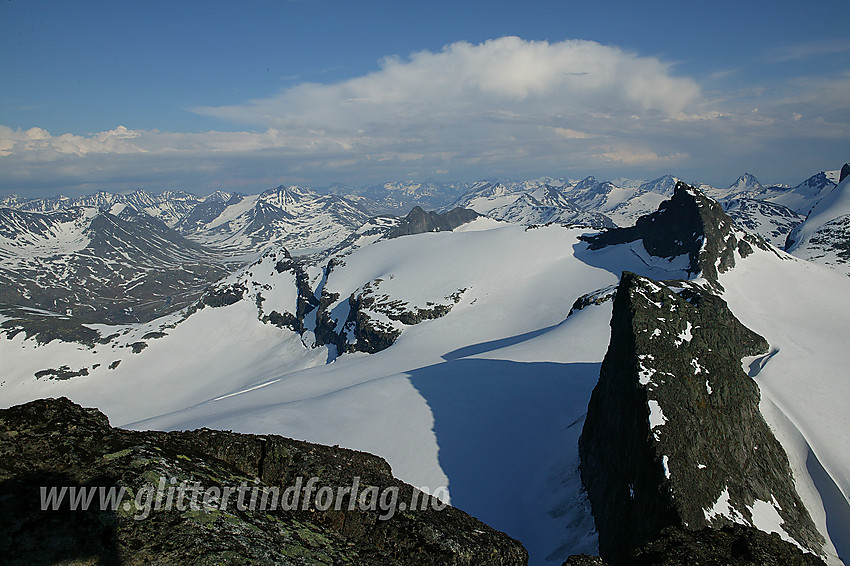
[2,167,848,328]
[2,166,850,565]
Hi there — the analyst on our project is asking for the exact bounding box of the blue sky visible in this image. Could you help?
[2,0,849,196]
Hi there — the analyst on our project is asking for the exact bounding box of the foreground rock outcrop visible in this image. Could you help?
[578,272,824,564]
[564,524,826,566]
[0,397,527,565]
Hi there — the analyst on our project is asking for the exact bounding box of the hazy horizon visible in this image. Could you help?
[2,1,848,197]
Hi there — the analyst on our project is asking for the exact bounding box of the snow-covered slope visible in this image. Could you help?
[786,174,850,275]
[177,185,371,259]
[0,205,229,324]
[770,171,840,216]
[723,198,805,248]
[599,175,679,226]
[721,250,850,564]
[0,216,702,564]
[447,180,530,213]
[1,184,848,564]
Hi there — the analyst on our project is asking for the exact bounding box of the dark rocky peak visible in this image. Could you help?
[578,272,824,565]
[581,182,768,287]
[386,206,480,239]
[0,397,528,565]
[840,163,850,184]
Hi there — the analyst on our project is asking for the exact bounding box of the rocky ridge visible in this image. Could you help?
[564,524,826,566]
[581,181,770,289]
[0,397,528,565]
[385,206,480,239]
[578,272,824,564]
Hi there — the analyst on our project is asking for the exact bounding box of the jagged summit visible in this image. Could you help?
[386,206,480,239]
[581,181,768,286]
[579,272,825,564]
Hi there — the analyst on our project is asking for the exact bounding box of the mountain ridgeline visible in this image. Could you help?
[573,184,827,564]
[385,206,480,239]
[1,169,848,564]
[0,397,527,565]
[581,181,770,288]
[577,272,824,564]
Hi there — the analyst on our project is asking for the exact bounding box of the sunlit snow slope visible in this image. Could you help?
[721,250,850,564]
[1,210,847,564]
[0,219,696,564]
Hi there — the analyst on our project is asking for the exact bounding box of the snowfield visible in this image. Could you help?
[1,215,848,564]
[721,249,850,565]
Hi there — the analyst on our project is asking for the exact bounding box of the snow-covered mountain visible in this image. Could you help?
[323,179,462,214]
[445,175,681,229]
[10,189,203,227]
[5,186,377,261]
[2,183,848,564]
[446,180,614,228]
[177,185,371,259]
[726,172,765,198]
[771,171,840,215]
[593,175,680,226]
[722,198,805,248]
[0,204,230,324]
[786,171,850,275]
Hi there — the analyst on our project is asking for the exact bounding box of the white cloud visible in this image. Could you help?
[2,36,848,195]
[0,125,145,158]
[196,36,701,131]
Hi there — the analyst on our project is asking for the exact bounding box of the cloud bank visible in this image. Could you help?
[1,37,847,195]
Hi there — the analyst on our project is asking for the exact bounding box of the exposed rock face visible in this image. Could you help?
[0,397,528,565]
[578,272,823,564]
[581,182,769,288]
[722,198,804,249]
[840,163,850,184]
[0,206,230,325]
[200,282,246,308]
[314,267,466,356]
[629,525,826,566]
[563,525,827,565]
[386,206,480,238]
